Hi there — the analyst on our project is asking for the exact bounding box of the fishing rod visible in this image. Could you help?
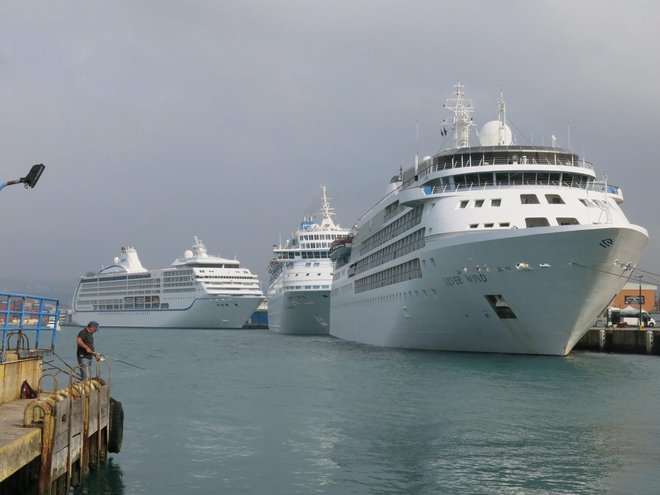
[92,352,149,371]
[51,350,76,373]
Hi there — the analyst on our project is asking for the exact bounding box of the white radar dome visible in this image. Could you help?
[478,120,513,146]
[184,249,193,259]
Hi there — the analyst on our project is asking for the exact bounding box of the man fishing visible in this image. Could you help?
[76,321,100,379]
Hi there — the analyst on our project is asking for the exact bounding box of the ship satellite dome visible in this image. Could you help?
[184,250,193,259]
[478,120,513,146]
[114,257,119,264]
[387,176,400,194]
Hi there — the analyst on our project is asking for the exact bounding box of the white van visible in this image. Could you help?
[607,307,655,328]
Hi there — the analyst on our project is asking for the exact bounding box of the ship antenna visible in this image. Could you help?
[414,120,419,175]
[320,186,336,229]
[445,81,475,148]
[498,89,507,146]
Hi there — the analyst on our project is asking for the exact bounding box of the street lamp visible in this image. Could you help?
[0,164,45,192]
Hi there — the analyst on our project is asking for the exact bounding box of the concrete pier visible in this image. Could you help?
[575,328,660,355]
[0,399,41,492]
[0,352,116,495]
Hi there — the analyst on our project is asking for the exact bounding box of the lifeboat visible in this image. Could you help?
[329,235,353,264]
[267,258,281,274]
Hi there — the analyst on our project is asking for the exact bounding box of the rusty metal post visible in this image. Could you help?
[39,419,54,494]
[80,388,90,480]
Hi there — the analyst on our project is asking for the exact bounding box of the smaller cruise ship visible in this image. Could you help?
[72,237,265,329]
[267,187,350,334]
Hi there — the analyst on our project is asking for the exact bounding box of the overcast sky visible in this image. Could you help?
[1,1,659,302]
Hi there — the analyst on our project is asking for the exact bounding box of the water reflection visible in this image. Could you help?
[71,458,125,495]
[58,328,660,495]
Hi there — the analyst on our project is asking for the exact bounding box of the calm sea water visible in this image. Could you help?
[53,326,660,495]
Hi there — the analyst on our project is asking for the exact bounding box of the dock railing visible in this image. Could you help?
[0,292,59,363]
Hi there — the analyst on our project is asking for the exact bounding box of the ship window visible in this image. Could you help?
[463,173,479,186]
[474,200,484,208]
[520,194,540,204]
[491,199,501,207]
[469,224,478,229]
[480,173,494,186]
[499,222,510,227]
[459,200,469,208]
[563,173,574,186]
[496,172,509,185]
[525,217,550,227]
[484,223,494,228]
[545,194,565,204]
[557,217,579,225]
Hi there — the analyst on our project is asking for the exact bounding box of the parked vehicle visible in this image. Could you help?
[607,307,655,328]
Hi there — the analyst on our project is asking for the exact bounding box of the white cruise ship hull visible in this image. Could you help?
[330,224,647,355]
[268,286,331,335]
[72,296,263,329]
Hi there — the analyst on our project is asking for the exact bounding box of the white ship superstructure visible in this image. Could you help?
[329,83,648,355]
[72,237,264,329]
[267,187,350,334]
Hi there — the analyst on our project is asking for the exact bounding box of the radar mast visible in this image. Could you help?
[319,186,337,229]
[445,81,475,148]
[497,89,507,146]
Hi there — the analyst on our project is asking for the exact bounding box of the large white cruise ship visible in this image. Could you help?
[329,83,648,355]
[267,187,350,334]
[72,237,265,329]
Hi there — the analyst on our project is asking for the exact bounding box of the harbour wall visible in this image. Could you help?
[0,353,118,495]
[575,328,660,355]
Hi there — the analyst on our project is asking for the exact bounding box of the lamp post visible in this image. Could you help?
[0,164,45,192]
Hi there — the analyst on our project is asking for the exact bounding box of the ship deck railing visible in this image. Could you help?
[423,154,595,172]
[357,163,618,228]
[377,179,621,224]
[0,292,59,363]
[422,179,619,195]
